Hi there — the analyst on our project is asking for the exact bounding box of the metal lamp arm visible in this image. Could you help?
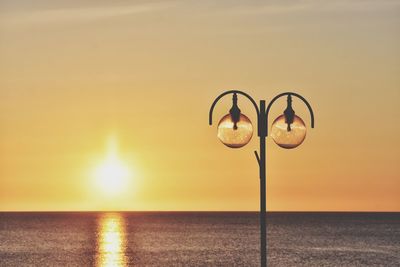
[265,92,315,136]
[208,90,260,125]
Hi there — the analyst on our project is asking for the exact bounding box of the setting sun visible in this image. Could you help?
[92,138,132,196]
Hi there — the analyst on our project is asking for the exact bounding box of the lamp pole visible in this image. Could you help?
[209,90,315,267]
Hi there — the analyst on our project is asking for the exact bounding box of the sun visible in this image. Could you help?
[94,155,130,196]
[92,138,132,196]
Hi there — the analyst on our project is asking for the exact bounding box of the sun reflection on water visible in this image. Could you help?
[96,213,127,267]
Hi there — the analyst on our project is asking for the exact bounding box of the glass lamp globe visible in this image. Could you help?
[217,113,253,148]
[271,114,306,149]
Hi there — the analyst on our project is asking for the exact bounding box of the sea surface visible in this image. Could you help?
[0,212,399,266]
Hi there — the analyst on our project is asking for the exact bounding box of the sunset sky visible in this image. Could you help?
[0,0,399,211]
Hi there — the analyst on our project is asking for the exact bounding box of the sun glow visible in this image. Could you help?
[93,137,132,196]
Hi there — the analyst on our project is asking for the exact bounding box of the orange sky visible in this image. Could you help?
[0,0,399,211]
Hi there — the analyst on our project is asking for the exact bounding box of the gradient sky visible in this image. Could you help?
[0,0,399,211]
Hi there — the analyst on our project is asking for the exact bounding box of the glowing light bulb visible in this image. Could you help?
[271,114,306,149]
[217,113,253,148]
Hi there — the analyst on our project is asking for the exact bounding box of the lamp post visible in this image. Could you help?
[208,90,315,267]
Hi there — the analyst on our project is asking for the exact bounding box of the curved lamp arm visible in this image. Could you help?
[209,90,260,125]
[265,92,315,136]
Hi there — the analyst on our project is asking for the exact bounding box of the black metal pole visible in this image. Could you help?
[259,100,267,267]
[260,135,267,267]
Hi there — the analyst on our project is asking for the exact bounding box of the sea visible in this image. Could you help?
[0,212,399,266]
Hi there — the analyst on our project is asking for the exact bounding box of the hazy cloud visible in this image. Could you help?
[216,0,400,16]
[1,0,399,30]
[0,1,175,28]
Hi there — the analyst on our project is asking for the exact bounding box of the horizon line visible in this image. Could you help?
[1,210,399,213]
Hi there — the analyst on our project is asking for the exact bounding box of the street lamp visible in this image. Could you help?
[208,90,315,267]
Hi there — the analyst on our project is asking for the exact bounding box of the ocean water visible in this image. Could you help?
[0,212,399,267]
